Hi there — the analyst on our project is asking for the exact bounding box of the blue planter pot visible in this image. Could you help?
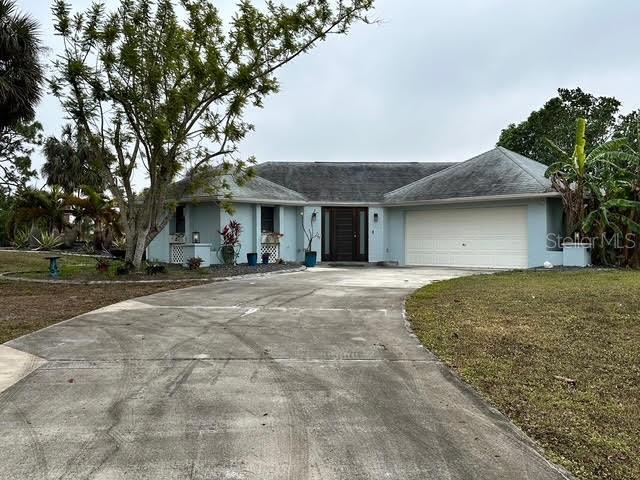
[304,251,317,268]
[247,252,258,267]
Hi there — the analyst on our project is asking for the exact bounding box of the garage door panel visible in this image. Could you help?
[405,206,528,268]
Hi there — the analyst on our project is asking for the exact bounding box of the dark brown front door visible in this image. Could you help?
[322,207,368,261]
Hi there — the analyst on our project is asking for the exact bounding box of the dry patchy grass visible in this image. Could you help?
[0,250,201,343]
[406,269,640,480]
[0,280,204,344]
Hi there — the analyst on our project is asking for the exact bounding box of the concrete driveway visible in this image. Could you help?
[0,266,568,479]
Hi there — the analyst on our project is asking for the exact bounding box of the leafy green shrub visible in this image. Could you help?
[186,257,203,270]
[115,261,134,276]
[95,258,111,272]
[81,241,95,254]
[146,263,167,275]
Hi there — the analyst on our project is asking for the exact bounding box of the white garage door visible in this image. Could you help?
[405,206,528,268]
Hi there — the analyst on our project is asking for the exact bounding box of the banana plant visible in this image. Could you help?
[545,117,629,236]
[583,197,640,265]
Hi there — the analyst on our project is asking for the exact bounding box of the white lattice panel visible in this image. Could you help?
[261,243,280,263]
[170,244,185,264]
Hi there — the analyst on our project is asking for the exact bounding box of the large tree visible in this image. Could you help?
[50,0,375,268]
[0,119,42,194]
[614,109,640,152]
[0,0,44,192]
[0,0,43,128]
[42,124,106,194]
[497,88,621,166]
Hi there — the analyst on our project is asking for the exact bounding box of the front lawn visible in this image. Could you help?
[406,269,640,480]
[0,250,298,344]
[0,250,296,281]
[0,280,204,344]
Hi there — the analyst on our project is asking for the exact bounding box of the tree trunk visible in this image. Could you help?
[132,232,147,268]
[123,200,171,269]
[124,230,137,265]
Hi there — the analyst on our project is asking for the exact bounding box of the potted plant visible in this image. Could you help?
[263,232,284,244]
[110,236,126,258]
[186,257,203,270]
[95,257,111,273]
[262,252,270,264]
[302,209,321,267]
[218,220,242,265]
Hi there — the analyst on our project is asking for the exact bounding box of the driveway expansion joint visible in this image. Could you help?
[0,266,570,480]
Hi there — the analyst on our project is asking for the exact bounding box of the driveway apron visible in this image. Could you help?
[0,267,568,479]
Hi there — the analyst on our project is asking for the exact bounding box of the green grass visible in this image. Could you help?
[406,269,640,480]
[0,250,208,280]
[0,250,88,272]
[0,249,209,343]
[0,250,296,343]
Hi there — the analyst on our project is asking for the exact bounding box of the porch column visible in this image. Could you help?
[184,204,192,243]
[275,206,285,234]
[254,204,262,255]
[216,208,232,265]
[368,207,385,263]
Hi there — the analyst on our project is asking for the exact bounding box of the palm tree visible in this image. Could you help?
[65,187,121,250]
[0,0,43,129]
[42,125,104,194]
[6,187,68,236]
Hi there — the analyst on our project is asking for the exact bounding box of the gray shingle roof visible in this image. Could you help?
[255,162,455,203]
[182,174,307,202]
[383,147,553,204]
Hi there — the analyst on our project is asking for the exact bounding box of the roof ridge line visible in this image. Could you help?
[496,147,549,189]
[252,174,308,200]
[257,161,457,165]
[383,150,496,197]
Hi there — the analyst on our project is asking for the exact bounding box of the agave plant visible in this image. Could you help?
[111,235,126,250]
[11,226,31,249]
[33,230,63,251]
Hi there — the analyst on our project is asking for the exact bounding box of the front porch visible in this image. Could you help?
[148,202,308,266]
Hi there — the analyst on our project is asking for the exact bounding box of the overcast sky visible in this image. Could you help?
[18,0,640,178]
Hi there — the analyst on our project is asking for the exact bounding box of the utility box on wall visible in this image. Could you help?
[183,243,212,267]
[562,243,591,267]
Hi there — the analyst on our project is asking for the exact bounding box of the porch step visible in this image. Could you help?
[326,262,370,268]
[326,261,399,268]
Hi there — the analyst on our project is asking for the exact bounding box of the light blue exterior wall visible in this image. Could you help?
[191,202,221,254]
[149,196,565,268]
[301,205,322,259]
[546,197,564,248]
[385,198,564,267]
[296,207,306,261]
[147,223,171,263]
[368,207,385,262]
[220,203,256,264]
[385,208,406,264]
[279,206,300,262]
